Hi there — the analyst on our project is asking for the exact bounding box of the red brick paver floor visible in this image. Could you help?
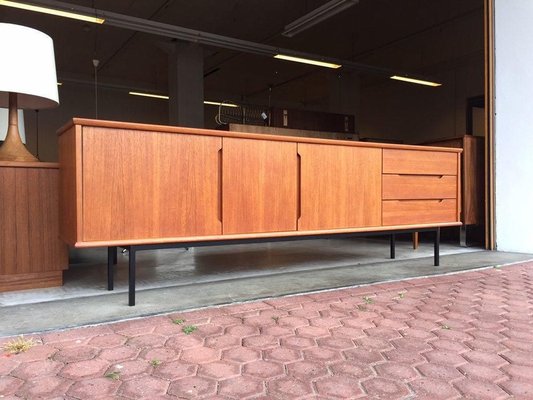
[2,262,533,399]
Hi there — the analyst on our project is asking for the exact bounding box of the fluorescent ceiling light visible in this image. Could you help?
[0,0,105,24]
[204,101,239,108]
[390,75,442,87]
[274,54,341,69]
[57,82,62,86]
[283,0,359,37]
[129,91,169,99]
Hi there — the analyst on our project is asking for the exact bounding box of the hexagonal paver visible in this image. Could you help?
[88,334,127,348]
[242,335,278,349]
[424,350,467,367]
[60,359,110,379]
[458,363,507,382]
[278,316,309,328]
[361,377,411,399]
[219,376,264,398]
[198,361,240,380]
[316,336,354,350]
[165,334,203,350]
[410,377,461,399]
[416,363,464,381]
[127,334,167,348]
[120,375,170,398]
[453,378,509,400]
[222,347,261,363]
[153,360,196,380]
[99,345,139,362]
[11,359,63,380]
[17,376,73,399]
[303,347,342,363]
[261,325,295,337]
[462,350,507,367]
[225,325,260,337]
[329,361,373,379]
[0,376,24,396]
[375,362,419,381]
[355,336,394,351]
[287,360,328,380]
[115,359,153,379]
[501,350,533,367]
[501,364,533,381]
[204,335,240,350]
[244,360,284,379]
[54,345,98,363]
[67,377,120,399]
[264,348,302,363]
[267,377,313,398]
[281,336,316,350]
[499,380,533,398]
[309,317,342,329]
[180,347,219,364]
[141,347,179,362]
[315,376,363,398]
[343,348,383,364]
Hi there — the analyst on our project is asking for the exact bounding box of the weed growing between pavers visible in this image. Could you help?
[182,325,198,335]
[2,336,36,354]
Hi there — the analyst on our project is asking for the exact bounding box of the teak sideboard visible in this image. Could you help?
[58,119,462,305]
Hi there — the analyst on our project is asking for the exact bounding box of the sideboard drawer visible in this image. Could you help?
[383,199,457,225]
[383,175,457,200]
[383,149,458,175]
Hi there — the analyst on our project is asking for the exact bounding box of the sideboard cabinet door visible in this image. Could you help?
[82,127,222,241]
[298,144,382,230]
[222,138,298,234]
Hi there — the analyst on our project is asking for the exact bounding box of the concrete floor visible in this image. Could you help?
[1,237,531,336]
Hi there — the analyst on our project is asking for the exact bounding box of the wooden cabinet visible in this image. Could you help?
[222,138,297,234]
[61,125,222,244]
[298,144,381,230]
[0,162,68,291]
[58,119,462,248]
[421,136,484,226]
[382,149,460,226]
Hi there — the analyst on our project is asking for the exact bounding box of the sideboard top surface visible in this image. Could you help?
[58,118,462,154]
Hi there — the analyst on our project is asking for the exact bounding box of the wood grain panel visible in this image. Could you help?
[383,199,457,226]
[298,144,382,230]
[383,149,458,175]
[222,138,298,234]
[0,164,68,291]
[58,125,81,246]
[382,175,457,200]
[82,127,222,242]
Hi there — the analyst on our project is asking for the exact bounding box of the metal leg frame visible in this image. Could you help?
[434,227,440,267]
[107,246,117,291]
[122,227,442,306]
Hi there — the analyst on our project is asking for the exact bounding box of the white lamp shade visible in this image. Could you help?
[0,23,59,109]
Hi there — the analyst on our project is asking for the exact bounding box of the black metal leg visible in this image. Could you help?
[129,247,136,306]
[390,234,396,259]
[434,228,440,266]
[107,247,115,291]
[113,247,118,265]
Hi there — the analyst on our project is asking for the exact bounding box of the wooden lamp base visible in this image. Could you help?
[0,92,38,162]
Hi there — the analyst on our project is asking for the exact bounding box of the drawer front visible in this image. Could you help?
[382,175,457,200]
[383,149,457,175]
[383,199,458,226]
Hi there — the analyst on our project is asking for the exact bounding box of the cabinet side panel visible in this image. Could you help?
[222,138,298,234]
[58,125,81,246]
[298,144,382,230]
[82,128,222,242]
[0,168,18,275]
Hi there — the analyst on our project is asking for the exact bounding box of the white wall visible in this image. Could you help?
[494,0,533,253]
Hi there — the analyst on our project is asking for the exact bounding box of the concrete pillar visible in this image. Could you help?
[328,72,360,134]
[168,42,204,128]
